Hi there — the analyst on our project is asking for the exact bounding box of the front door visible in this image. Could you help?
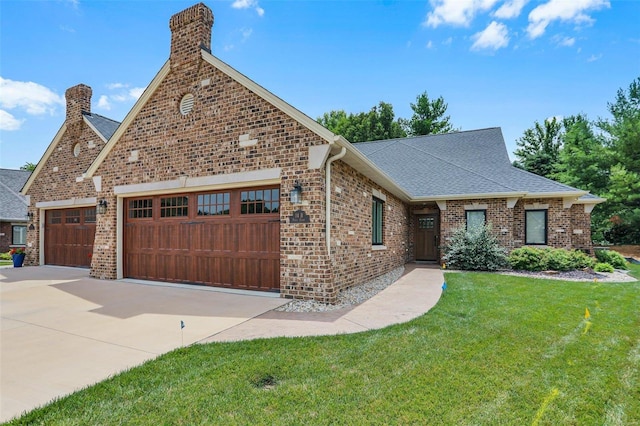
[415,213,439,261]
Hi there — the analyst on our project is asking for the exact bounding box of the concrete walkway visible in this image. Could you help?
[0,264,443,422]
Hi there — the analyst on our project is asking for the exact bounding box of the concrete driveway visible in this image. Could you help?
[0,266,287,422]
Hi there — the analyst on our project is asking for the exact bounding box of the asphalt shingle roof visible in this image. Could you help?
[353,127,592,199]
[0,169,31,221]
[83,112,120,141]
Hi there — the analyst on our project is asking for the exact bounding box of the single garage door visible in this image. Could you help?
[45,207,96,267]
[124,186,280,292]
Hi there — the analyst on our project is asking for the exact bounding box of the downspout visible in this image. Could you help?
[325,147,347,254]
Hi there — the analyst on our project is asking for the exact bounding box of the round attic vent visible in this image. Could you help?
[179,93,195,115]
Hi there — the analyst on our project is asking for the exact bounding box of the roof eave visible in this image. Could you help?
[410,192,528,203]
[21,123,67,195]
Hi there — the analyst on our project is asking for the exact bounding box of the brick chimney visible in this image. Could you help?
[169,3,214,68]
[65,84,92,124]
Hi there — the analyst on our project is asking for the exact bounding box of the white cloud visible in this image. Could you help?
[97,95,111,110]
[443,37,453,46]
[587,53,602,62]
[0,77,64,115]
[0,110,25,131]
[471,21,510,51]
[494,0,528,19]
[426,40,434,49]
[241,28,253,42]
[95,83,146,111]
[553,35,576,47]
[527,0,610,39]
[424,0,499,27]
[231,0,264,16]
[59,25,76,33]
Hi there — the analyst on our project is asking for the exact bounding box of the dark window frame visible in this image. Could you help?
[525,209,548,245]
[465,209,487,230]
[12,225,27,245]
[372,197,384,246]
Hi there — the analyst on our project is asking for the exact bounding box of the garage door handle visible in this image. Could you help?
[268,219,281,223]
[181,221,205,225]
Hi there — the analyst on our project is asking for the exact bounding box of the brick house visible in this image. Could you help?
[22,3,603,302]
[0,169,31,253]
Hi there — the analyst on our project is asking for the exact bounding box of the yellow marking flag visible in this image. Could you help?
[585,307,590,320]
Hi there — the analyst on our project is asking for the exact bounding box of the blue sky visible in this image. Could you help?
[1,0,639,170]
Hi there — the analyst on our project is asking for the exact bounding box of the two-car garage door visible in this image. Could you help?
[123,186,281,292]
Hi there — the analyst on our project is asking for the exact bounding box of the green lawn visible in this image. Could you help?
[0,260,12,266]
[8,265,640,425]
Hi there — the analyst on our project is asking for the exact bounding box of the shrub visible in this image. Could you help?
[594,262,615,273]
[0,252,11,260]
[442,224,508,271]
[569,250,596,269]
[594,249,628,270]
[508,247,546,271]
[509,247,596,271]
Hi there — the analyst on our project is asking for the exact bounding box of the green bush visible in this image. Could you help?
[442,224,508,271]
[509,247,596,271]
[508,247,547,271]
[594,249,628,270]
[569,250,596,269]
[594,262,615,273]
[0,252,11,260]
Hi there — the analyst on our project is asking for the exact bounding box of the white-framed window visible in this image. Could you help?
[12,225,27,245]
[525,210,547,245]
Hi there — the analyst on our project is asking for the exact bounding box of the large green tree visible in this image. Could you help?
[513,117,563,178]
[402,91,454,136]
[20,162,36,172]
[318,101,406,143]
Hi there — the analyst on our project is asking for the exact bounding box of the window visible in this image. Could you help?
[84,208,97,224]
[525,210,547,245]
[65,210,81,224]
[466,210,486,230]
[129,199,153,219]
[198,192,230,216]
[240,188,280,214]
[372,197,384,245]
[160,196,188,218]
[49,211,62,224]
[12,225,26,245]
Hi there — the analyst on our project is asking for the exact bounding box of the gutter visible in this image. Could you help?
[325,145,347,254]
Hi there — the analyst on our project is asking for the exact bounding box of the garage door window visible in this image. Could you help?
[49,211,62,224]
[198,192,230,216]
[129,199,153,219]
[241,188,279,214]
[161,196,188,218]
[65,210,81,224]
[84,208,97,223]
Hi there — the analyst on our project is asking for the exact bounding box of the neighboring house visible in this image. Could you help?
[0,169,31,253]
[22,3,604,302]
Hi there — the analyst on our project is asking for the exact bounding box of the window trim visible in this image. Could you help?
[372,196,384,246]
[465,209,487,230]
[525,209,548,245]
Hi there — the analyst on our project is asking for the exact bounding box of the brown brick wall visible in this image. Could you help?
[24,85,106,266]
[329,161,409,293]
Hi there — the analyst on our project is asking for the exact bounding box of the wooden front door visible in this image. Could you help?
[45,207,96,268]
[415,213,439,261]
[123,186,281,292]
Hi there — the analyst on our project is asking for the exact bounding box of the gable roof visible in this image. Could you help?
[0,168,31,221]
[83,112,120,142]
[352,128,603,202]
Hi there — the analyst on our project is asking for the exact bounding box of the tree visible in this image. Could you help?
[402,91,454,136]
[513,117,563,178]
[318,101,406,143]
[552,114,611,194]
[20,162,36,172]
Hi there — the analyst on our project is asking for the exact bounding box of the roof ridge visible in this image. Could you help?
[0,179,28,205]
[399,140,519,192]
[82,111,121,124]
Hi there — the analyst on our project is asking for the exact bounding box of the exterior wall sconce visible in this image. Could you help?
[97,199,108,214]
[290,181,303,204]
[27,211,34,221]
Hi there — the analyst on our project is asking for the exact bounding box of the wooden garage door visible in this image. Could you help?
[124,186,280,292]
[45,207,96,268]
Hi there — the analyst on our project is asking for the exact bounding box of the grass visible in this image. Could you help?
[0,260,12,266]
[7,265,640,425]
